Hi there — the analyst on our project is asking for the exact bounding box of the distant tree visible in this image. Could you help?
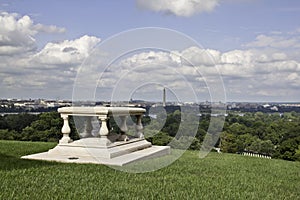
[254,112,264,120]
[196,128,207,142]
[237,114,254,127]
[189,137,201,150]
[248,138,262,153]
[199,115,210,131]
[220,131,238,153]
[294,145,300,161]
[5,113,38,132]
[0,116,8,129]
[276,137,300,161]
[226,113,238,124]
[260,140,275,155]
[18,112,78,142]
[236,134,256,153]
[170,136,200,150]
[264,122,282,145]
[0,129,18,140]
[147,131,172,146]
[252,121,266,139]
[227,122,247,135]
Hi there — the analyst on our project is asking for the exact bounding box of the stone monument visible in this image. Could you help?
[22,106,170,166]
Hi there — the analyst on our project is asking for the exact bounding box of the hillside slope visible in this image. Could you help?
[0,140,299,199]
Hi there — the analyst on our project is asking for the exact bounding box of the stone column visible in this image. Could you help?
[59,114,72,144]
[135,115,144,139]
[98,115,111,146]
[81,116,93,138]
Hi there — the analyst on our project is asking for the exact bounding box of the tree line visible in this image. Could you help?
[0,112,78,142]
[220,112,300,161]
[0,110,300,161]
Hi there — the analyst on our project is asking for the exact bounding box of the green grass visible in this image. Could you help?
[0,140,300,199]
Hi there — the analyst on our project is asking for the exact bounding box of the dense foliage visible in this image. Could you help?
[145,110,300,161]
[221,112,300,161]
[0,110,300,161]
[0,112,78,142]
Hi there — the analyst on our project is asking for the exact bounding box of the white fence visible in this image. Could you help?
[242,152,271,159]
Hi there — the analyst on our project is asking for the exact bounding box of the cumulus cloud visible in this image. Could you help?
[101,43,300,101]
[1,11,300,101]
[245,34,300,49]
[136,0,220,17]
[0,12,36,55]
[221,50,253,64]
[181,47,221,66]
[2,34,298,101]
[254,52,288,63]
[217,49,300,100]
[119,50,181,69]
[0,32,101,98]
[0,12,66,56]
[30,35,100,67]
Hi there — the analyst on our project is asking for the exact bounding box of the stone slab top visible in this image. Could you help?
[58,106,146,116]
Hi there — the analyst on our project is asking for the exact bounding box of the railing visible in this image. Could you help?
[57,106,146,146]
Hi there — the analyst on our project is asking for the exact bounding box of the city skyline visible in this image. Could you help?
[0,1,300,102]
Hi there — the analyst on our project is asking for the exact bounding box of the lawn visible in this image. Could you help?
[0,140,299,199]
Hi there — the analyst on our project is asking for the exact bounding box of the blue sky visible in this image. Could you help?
[6,0,300,50]
[1,0,300,102]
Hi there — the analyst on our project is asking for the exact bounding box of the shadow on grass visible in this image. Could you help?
[0,153,58,171]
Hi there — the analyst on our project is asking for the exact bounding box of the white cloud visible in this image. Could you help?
[34,23,66,34]
[136,0,220,17]
[0,12,66,56]
[101,44,300,101]
[272,52,287,61]
[221,50,253,64]
[2,39,300,101]
[245,34,300,49]
[0,32,101,99]
[2,37,296,101]
[119,50,181,69]
[30,35,100,67]
[181,46,221,66]
[1,12,300,102]
[0,12,36,55]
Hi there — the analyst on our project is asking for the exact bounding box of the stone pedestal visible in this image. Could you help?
[22,106,170,166]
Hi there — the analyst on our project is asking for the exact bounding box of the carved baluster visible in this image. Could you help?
[98,115,111,146]
[135,115,144,139]
[59,114,72,144]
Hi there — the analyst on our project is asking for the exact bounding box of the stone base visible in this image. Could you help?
[21,138,170,166]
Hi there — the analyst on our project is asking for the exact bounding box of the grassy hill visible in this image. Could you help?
[0,140,299,199]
